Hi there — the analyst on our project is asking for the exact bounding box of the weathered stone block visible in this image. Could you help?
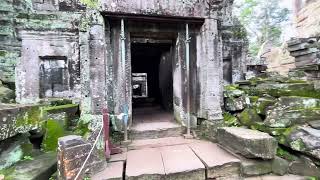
[0,84,14,103]
[255,83,315,97]
[225,96,246,111]
[224,88,245,98]
[277,96,320,109]
[272,156,289,175]
[217,127,277,159]
[285,127,320,160]
[1,152,57,180]
[240,157,272,177]
[289,155,320,177]
[308,120,320,129]
[254,97,276,115]
[0,133,33,170]
[265,108,320,128]
[198,120,224,142]
[238,108,262,126]
[58,135,106,180]
[0,105,44,141]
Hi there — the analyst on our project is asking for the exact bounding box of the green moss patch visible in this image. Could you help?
[276,147,297,161]
[223,112,240,127]
[80,0,99,8]
[15,106,44,129]
[290,139,306,152]
[42,119,65,152]
[238,108,262,126]
[43,104,78,112]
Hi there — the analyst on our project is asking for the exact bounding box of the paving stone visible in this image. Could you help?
[126,148,165,180]
[109,152,127,162]
[129,121,185,140]
[260,174,306,180]
[217,127,277,159]
[91,161,124,180]
[188,142,241,179]
[128,136,198,150]
[245,174,306,180]
[160,145,205,180]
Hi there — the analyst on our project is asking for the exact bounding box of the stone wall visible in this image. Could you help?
[296,0,320,38]
[222,74,320,177]
[265,44,296,76]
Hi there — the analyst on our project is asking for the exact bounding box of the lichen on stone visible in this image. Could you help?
[290,139,306,152]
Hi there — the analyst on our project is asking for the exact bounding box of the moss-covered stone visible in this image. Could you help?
[224,86,244,98]
[0,133,33,170]
[278,96,320,109]
[290,139,306,152]
[250,122,287,136]
[223,112,240,127]
[0,152,57,180]
[225,95,247,111]
[254,97,276,115]
[265,108,320,128]
[276,147,297,161]
[238,108,262,126]
[0,84,15,103]
[80,0,99,8]
[42,119,65,152]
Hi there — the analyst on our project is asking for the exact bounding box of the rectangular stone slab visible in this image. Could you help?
[189,142,241,179]
[217,127,277,159]
[160,145,205,180]
[126,148,165,180]
[92,161,124,180]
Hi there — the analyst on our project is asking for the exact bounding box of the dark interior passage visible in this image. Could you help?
[131,43,173,119]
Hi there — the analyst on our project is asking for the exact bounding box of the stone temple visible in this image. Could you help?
[2,0,247,128]
[2,0,320,179]
[0,0,257,179]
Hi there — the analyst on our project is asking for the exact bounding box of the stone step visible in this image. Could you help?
[2,152,57,180]
[245,174,306,180]
[129,121,185,140]
[188,142,241,179]
[217,127,277,159]
[91,161,124,180]
[128,136,198,150]
[160,145,206,180]
[125,148,165,179]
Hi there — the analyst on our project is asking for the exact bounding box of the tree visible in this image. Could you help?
[234,0,290,56]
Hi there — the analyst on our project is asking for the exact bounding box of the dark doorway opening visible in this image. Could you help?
[131,42,174,123]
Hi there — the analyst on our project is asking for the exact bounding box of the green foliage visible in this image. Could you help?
[276,147,296,161]
[234,0,290,56]
[306,177,318,180]
[223,112,240,127]
[23,156,34,161]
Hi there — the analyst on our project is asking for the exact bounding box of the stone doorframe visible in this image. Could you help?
[102,16,224,130]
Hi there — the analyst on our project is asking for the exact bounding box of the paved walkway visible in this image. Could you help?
[92,137,306,180]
